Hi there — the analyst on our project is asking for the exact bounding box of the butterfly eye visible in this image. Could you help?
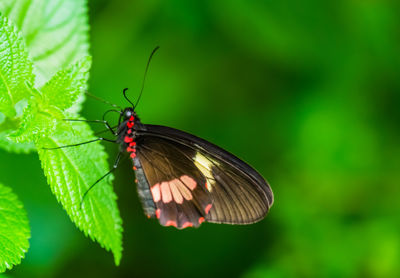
[124,109,132,118]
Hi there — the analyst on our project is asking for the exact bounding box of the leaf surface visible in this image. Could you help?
[0,14,34,117]
[36,121,123,265]
[0,0,89,86]
[0,183,30,273]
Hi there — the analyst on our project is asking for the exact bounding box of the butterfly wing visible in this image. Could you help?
[134,124,274,228]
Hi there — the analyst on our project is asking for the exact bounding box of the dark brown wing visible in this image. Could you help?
[135,124,274,227]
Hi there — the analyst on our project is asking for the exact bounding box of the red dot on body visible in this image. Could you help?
[124,136,133,143]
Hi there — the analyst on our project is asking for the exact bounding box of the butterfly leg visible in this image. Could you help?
[42,137,117,150]
[63,119,117,136]
[80,151,122,208]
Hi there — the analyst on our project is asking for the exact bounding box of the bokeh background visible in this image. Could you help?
[1,0,400,277]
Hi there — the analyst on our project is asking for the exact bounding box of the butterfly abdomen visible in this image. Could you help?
[133,158,157,218]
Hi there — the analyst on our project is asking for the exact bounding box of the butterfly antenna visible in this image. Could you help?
[123,88,134,107]
[135,46,160,108]
[85,91,122,109]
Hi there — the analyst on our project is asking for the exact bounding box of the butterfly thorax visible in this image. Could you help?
[116,107,142,156]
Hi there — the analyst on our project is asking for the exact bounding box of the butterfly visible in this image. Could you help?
[117,105,274,229]
[50,47,274,229]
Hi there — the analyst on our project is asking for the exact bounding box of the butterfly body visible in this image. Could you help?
[117,107,274,229]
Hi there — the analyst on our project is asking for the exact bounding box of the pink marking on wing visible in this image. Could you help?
[169,180,184,204]
[181,222,193,228]
[127,129,132,134]
[175,179,192,201]
[156,209,161,219]
[160,182,172,203]
[165,220,177,227]
[198,217,205,224]
[181,175,197,190]
[205,204,212,214]
[150,184,161,202]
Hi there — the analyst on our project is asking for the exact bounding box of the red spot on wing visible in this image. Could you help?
[165,220,177,227]
[130,153,136,158]
[129,142,136,146]
[127,122,134,128]
[126,147,136,152]
[151,184,161,202]
[133,166,137,170]
[205,204,212,214]
[156,209,160,219]
[169,180,184,204]
[181,175,196,190]
[181,222,193,228]
[198,217,205,224]
[160,182,172,203]
[129,116,134,121]
[175,178,192,201]
[127,129,132,134]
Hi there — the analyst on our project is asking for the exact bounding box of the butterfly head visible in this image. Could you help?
[122,107,136,121]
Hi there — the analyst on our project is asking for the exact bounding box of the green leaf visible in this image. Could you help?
[0,0,122,266]
[0,0,90,87]
[10,56,91,143]
[36,121,123,265]
[0,183,30,273]
[0,104,35,153]
[0,130,35,153]
[10,97,63,143]
[0,14,34,117]
[41,56,91,111]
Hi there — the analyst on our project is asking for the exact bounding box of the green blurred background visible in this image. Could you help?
[1,0,400,277]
